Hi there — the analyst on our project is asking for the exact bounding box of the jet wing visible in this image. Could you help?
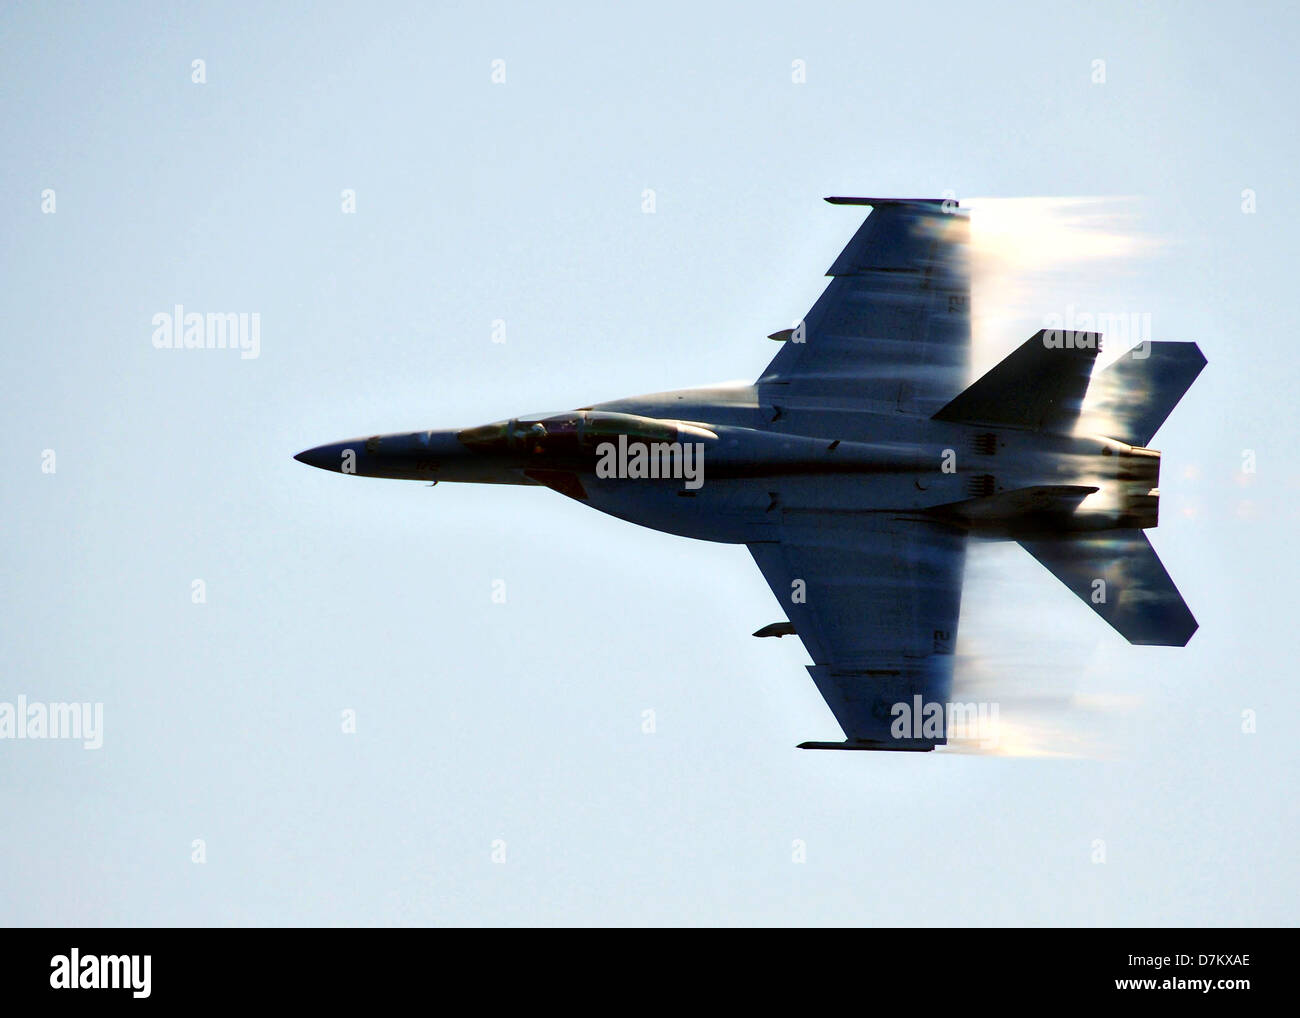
[757,198,971,416]
[748,514,967,750]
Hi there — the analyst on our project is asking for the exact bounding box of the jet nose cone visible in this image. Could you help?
[293,443,346,472]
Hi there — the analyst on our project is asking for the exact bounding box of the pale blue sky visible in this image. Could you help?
[2,1,1296,925]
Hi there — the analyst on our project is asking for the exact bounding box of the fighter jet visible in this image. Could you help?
[295,197,1205,751]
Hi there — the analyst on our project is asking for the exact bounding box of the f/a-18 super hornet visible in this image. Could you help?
[296,197,1205,751]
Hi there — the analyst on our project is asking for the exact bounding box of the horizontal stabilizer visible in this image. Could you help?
[1080,342,1207,446]
[1019,530,1198,646]
[933,330,1100,432]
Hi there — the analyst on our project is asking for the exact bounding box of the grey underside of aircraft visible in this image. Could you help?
[296,197,1206,752]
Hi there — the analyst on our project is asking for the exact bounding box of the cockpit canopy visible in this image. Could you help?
[457,410,699,455]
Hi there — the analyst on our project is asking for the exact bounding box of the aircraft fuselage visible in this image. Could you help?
[294,381,1162,544]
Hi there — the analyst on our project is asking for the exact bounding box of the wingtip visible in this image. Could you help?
[797,739,938,752]
[824,196,951,207]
